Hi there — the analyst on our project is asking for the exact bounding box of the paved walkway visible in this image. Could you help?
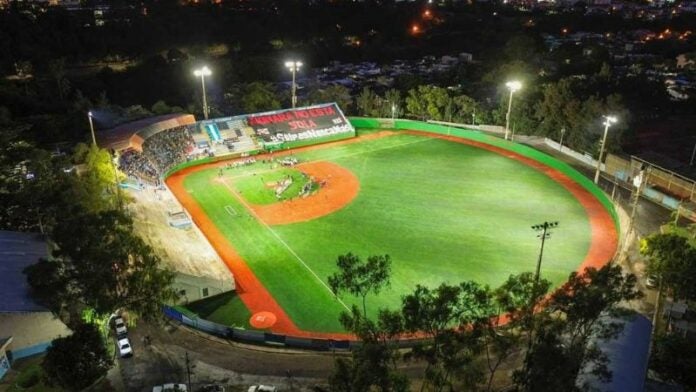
[116,321,431,391]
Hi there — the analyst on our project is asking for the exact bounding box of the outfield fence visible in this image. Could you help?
[162,305,430,350]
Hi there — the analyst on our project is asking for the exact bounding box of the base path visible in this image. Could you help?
[246,161,360,225]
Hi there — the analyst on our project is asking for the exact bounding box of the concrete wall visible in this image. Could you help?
[0,312,71,360]
[174,273,235,304]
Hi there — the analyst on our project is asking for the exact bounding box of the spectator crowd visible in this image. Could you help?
[118,126,195,183]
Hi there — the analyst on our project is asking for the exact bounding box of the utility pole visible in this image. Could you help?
[531,221,559,282]
[185,351,194,391]
[626,165,649,240]
[524,221,558,381]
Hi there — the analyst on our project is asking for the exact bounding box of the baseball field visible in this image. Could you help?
[166,127,618,337]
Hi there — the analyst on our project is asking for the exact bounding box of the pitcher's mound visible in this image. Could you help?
[249,311,277,329]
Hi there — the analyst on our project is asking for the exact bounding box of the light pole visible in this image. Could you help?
[559,127,566,152]
[504,80,522,140]
[531,221,558,282]
[193,66,212,120]
[594,115,617,184]
[88,111,97,146]
[391,103,396,121]
[285,60,303,109]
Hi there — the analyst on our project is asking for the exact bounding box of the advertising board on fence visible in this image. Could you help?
[200,103,355,152]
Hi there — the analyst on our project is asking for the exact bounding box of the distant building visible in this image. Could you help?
[0,231,71,381]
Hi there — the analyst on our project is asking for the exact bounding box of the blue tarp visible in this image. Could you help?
[0,231,49,312]
[576,313,652,392]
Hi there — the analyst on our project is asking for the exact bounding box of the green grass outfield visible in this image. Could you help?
[182,132,592,332]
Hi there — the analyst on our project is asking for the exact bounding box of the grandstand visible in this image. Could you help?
[97,103,355,184]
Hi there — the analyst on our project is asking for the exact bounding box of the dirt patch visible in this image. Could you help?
[249,311,277,329]
[244,161,359,225]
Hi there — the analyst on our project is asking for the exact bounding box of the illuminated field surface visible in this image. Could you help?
[168,130,616,335]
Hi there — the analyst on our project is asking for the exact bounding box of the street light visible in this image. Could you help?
[504,80,522,140]
[559,127,566,152]
[391,103,396,121]
[88,111,96,146]
[193,66,212,120]
[594,115,618,184]
[531,221,558,282]
[285,60,303,108]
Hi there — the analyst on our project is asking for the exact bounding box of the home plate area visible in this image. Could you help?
[249,311,277,329]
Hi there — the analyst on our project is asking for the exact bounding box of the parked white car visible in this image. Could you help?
[153,384,187,392]
[114,317,127,336]
[248,385,276,392]
[117,337,133,358]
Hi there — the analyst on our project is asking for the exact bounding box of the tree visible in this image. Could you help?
[514,265,641,392]
[25,209,179,323]
[42,322,112,391]
[329,306,409,392]
[328,253,392,318]
[355,87,380,117]
[240,82,281,114]
[401,282,492,391]
[48,58,70,101]
[382,89,403,118]
[71,144,122,212]
[405,85,450,121]
[307,85,353,113]
[641,232,696,301]
[151,100,173,115]
[650,333,696,390]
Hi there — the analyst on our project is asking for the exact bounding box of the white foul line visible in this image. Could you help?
[219,179,350,311]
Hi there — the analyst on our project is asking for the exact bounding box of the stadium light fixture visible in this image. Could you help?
[193,66,212,120]
[504,80,522,140]
[594,115,618,184]
[531,221,558,282]
[87,111,96,146]
[285,60,303,109]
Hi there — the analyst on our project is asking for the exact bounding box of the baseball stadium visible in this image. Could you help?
[99,103,619,343]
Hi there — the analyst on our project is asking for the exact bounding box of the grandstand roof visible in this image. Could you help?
[97,113,196,152]
[0,231,49,313]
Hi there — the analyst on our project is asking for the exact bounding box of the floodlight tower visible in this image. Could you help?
[88,111,96,146]
[504,80,522,140]
[193,66,212,120]
[285,60,303,108]
[531,221,559,282]
[594,115,618,184]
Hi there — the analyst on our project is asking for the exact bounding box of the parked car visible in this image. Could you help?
[248,385,276,392]
[117,337,133,358]
[646,274,658,289]
[114,317,127,336]
[152,383,187,392]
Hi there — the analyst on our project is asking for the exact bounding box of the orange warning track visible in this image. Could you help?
[244,161,359,225]
[166,130,618,340]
